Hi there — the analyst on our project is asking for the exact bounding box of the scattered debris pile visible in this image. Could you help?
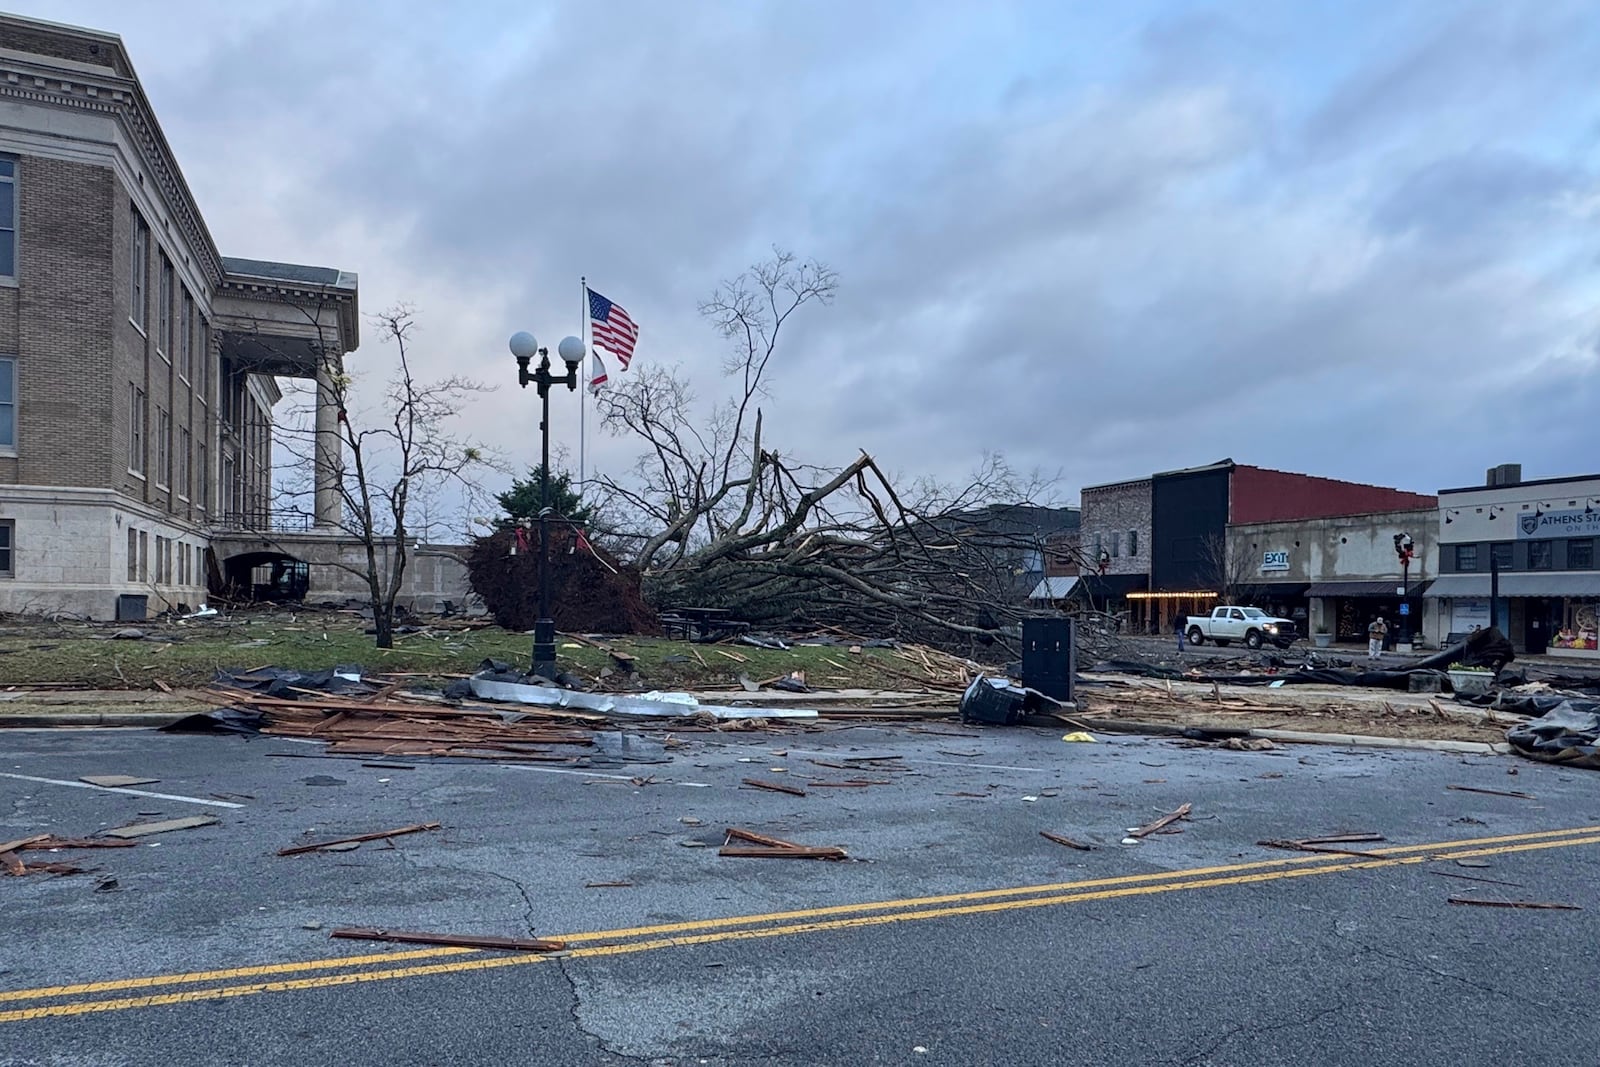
[467,527,660,635]
[1505,700,1600,770]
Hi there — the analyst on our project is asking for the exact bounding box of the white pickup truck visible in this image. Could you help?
[1185,606,1299,650]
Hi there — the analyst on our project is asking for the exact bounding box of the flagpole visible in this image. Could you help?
[579,275,587,494]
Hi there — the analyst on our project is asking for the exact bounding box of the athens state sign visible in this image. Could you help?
[1516,509,1600,540]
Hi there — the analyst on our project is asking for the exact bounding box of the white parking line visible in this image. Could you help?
[0,772,244,809]
[494,764,709,787]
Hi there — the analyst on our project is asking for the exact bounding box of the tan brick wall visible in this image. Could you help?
[1080,479,1153,576]
[8,154,116,489]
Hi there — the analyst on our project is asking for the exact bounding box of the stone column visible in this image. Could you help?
[314,354,343,527]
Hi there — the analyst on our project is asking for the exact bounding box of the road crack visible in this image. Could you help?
[1175,1003,1351,1066]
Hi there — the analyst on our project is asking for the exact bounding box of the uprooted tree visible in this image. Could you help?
[586,249,1080,657]
[273,305,498,647]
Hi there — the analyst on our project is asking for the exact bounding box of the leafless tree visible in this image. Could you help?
[273,306,499,647]
[1196,533,1257,605]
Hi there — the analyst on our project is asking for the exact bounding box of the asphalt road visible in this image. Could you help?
[2,721,1598,1066]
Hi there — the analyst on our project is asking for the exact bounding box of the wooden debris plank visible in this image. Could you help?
[1040,831,1094,851]
[1447,784,1536,800]
[741,777,807,797]
[1298,832,1386,845]
[712,649,749,663]
[1446,897,1580,911]
[717,846,847,860]
[1257,839,1384,859]
[278,822,441,856]
[0,850,26,876]
[101,815,219,839]
[0,834,51,855]
[724,827,806,850]
[1130,802,1193,839]
[331,927,567,952]
[19,838,137,851]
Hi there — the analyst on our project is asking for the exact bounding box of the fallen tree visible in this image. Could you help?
[587,250,1081,657]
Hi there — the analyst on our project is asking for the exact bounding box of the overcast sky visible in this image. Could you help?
[22,0,1600,509]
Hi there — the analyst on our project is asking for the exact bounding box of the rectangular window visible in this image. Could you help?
[178,426,191,498]
[1455,544,1478,571]
[157,255,172,358]
[1110,532,1121,558]
[195,545,204,586]
[179,292,193,382]
[137,530,148,583]
[1491,542,1514,570]
[130,208,147,330]
[222,454,235,518]
[156,407,171,487]
[127,527,138,582]
[0,357,14,451]
[1128,530,1138,556]
[199,318,210,397]
[129,385,146,475]
[1093,533,1102,558]
[178,542,187,585]
[0,159,15,280]
[198,441,208,510]
[1568,539,1593,569]
[155,535,167,584]
[1529,540,1554,570]
[0,520,12,577]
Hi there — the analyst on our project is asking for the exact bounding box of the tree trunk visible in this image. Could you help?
[372,609,394,649]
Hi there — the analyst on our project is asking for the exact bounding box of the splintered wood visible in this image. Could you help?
[719,827,847,860]
[204,690,600,762]
[278,822,441,856]
[331,927,568,952]
[1129,803,1193,839]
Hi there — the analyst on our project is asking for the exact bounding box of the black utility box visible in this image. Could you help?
[1021,617,1075,702]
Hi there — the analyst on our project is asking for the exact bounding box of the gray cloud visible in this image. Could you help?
[18,0,1600,514]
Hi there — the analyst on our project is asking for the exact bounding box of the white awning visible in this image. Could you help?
[1425,573,1600,598]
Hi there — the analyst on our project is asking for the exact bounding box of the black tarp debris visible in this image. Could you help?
[160,707,265,735]
[212,665,375,699]
[1505,701,1600,770]
[1411,627,1517,673]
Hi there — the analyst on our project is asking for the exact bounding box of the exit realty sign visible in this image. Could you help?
[1261,550,1290,572]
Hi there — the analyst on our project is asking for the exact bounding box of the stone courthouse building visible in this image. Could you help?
[0,13,468,617]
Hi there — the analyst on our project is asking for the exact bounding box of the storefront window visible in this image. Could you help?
[1455,544,1478,571]
[1491,543,1514,569]
[1529,541,1554,570]
[1570,539,1594,569]
[1553,602,1598,651]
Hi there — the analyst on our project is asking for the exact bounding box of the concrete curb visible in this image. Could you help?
[0,712,193,728]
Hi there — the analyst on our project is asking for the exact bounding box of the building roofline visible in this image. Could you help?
[1227,505,1439,529]
[1439,472,1600,496]
[1152,458,1236,479]
[0,13,223,282]
[1081,475,1153,493]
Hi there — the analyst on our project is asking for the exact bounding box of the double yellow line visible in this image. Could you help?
[5,824,1597,1024]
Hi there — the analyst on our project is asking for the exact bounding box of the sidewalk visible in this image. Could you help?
[0,689,210,727]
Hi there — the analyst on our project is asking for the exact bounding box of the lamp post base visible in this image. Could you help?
[532,618,557,681]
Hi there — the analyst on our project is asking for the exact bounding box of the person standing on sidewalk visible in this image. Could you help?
[1175,613,1187,653]
[1367,616,1388,660]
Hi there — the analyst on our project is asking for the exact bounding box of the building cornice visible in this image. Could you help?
[0,27,224,285]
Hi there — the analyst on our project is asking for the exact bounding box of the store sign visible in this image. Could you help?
[1261,550,1290,573]
[1516,508,1600,540]
[1451,600,1491,634]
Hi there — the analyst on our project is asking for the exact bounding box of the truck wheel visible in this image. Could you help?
[1245,630,1263,650]
[1187,627,1204,646]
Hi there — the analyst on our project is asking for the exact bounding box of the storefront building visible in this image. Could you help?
[1077,477,1154,630]
[1427,465,1600,658]
[1227,509,1439,647]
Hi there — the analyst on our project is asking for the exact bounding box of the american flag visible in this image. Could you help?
[587,288,639,370]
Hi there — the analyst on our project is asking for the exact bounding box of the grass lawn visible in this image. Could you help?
[0,614,952,692]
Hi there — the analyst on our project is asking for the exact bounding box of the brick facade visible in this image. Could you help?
[1230,465,1437,525]
[1078,478,1152,576]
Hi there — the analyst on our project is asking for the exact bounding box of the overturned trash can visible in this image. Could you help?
[959,676,1033,725]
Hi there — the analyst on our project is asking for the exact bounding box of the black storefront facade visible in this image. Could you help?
[1141,462,1231,632]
